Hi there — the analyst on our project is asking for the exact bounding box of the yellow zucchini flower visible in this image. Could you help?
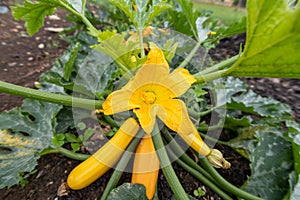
[102,42,212,156]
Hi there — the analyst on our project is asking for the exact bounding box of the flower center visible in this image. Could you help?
[141,91,156,104]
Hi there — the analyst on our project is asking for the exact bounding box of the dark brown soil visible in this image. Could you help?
[0,1,299,200]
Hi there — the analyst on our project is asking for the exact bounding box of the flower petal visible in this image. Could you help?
[102,89,138,115]
[145,42,168,66]
[156,99,211,156]
[133,105,158,134]
[157,99,195,135]
[128,64,170,90]
[178,126,211,156]
[165,68,196,97]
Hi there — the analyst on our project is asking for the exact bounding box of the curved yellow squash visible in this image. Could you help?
[67,118,140,190]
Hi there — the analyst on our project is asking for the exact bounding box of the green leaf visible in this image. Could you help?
[52,134,65,147]
[286,174,300,200]
[0,99,62,188]
[227,90,292,119]
[11,0,88,35]
[11,0,56,35]
[82,128,94,142]
[163,39,178,62]
[110,0,170,28]
[71,143,81,152]
[230,0,300,78]
[92,32,146,70]
[107,183,148,200]
[65,133,78,143]
[75,50,118,95]
[137,0,171,28]
[55,107,75,133]
[216,16,246,40]
[109,0,135,23]
[67,0,83,14]
[174,0,200,38]
[77,122,86,130]
[244,129,294,200]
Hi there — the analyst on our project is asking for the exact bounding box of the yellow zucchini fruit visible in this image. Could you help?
[67,118,140,190]
[132,135,160,200]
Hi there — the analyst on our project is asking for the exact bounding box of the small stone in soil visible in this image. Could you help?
[38,43,45,49]
[10,28,18,32]
[28,57,34,61]
[8,62,17,67]
[48,15,61,20]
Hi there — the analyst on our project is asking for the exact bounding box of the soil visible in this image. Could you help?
[0,1,299,200]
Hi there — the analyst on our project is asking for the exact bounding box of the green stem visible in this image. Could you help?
[58,0,98,34]
[138,28,145,58]
[100,130,144,200]
[0,81,102,109]
[40,147,90,161]
[195,54,239,76]
[162,129,214,182]
[195,69,228,84]
[152,126,189,200]
[199,158,264,200]
[103,115,119,128]
[177,42,201,69]
[198,132,229,146]
[188,105,225,119]
[167,149,233,200]
[198,124,224,132]
[115,60,134,78]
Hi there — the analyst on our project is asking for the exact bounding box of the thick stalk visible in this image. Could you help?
[58,0,98,34]
[195,54,239,76]
[195,69,228,83]
[152,127,189,200]
[100,130,144,200]
[162,129,213,181]
[0,81,102,109]
[200,158,264,200]
[163,129,263,200]
[167,148,233,200]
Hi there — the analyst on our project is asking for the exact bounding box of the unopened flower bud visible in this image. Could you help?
[207,149,231,169]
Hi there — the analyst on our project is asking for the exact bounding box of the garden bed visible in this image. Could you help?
[0,0,299,200]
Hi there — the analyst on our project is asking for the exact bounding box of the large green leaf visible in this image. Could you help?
[11,0,82,35]
[244,129,294,200]
[174,0,200,38]
[227,90,292,119]
[284,120,300,200]
[11,0,56,35]
[107,183,148,200]
[75,50,117,96]
[0,99,62,188]
[230,0,300,78]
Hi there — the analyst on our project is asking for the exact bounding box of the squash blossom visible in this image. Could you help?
[102,43,229,162]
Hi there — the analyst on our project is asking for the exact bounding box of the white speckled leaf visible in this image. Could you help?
[107,183,148,200]
[0,99,62,188]
[244,129,293,199]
